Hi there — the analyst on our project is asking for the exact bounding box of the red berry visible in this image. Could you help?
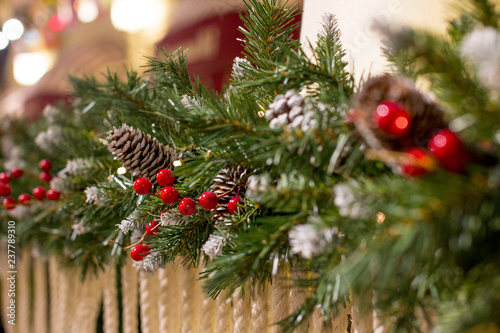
[3,197,16,210]
[428,129,469,173]
[178,198,196,216]
[39,159,52,172]
[157,169,175,187]
[133,177,152,195]
[228,196,242,214]
[33,187,47,200]
[47,189,60,201]
[18,193,31,206]
[161,186,179,204]
[11,167,23,178]
[39,172,53,183]
[401,147,429,177]
[199,191,218,210]
[146,220,159,236]
[373,101,411,137]
[0,184,12,197]
[130,244,149,261]
[0,172,11,184]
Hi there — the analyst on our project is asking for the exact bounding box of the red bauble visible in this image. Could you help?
[157,169,175,187]
[3,197,16,210]
[199,191,218,210]
[33,187,47,200]
[401,147,429,177]
[228,196,242,214]
[161,186,179,204]
[146,220,159,236]
[0,184,12,197]
[18,193,31,206]
[39,159,52,172]
[373,101,411,137]
[133,177,152,195]
[47,189,60,201]
[130,244,149,261]
[428,129,469,173]
[0,172,11,184]
[11,167,23,178]
[39,172,53,183]
[178,198,196,216]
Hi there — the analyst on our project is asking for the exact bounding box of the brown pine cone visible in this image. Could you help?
[210,165,248,224]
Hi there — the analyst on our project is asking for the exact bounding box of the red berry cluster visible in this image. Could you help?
[373,101,469,176]
[1,159,61,210]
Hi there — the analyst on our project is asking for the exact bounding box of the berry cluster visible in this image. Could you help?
[374,101,469,176]
[0,159,61,210]
[129,168,243,261]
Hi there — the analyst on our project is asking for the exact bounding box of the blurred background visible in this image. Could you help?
[0,0,302,120]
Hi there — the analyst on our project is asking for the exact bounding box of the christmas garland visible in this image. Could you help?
[1,0,500,331]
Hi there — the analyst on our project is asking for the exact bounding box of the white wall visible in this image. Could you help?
[300,0,453,82]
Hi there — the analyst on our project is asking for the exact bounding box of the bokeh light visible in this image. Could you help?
[111,0,167,33]
[75,0,99,23]
[0,32,9,50]
[13,52,52,86]
[48,15,65,32]
[3,19,24,41]
[24,29,41,46]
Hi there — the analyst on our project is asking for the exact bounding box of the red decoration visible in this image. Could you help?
[48,15,65,32]
[157,169,175,187]
[178,198,196,216]
[47,189,60,201]
[146,220,159,236]
[373,101,411,137]
[33,187,47,200]
[161,186,179,204]
[428,129,469,173]
[0,172,11,184]
[199,191,218,210]
[11,167,23,178]
[39,159,52,172]
[401,147,429,177]
[39,172,53,183]
[130,243,149,261]
[228,196,242,214]
[133,177,152,195]
[0,184,12,197]
[3,197,16,210]
[18,193,31,206]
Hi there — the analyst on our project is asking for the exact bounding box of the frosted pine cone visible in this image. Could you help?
[352,75,448,151]
[265,89,319,130]
[107,124,177,185]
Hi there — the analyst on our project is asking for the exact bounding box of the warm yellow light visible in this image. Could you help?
[13,52,52,86]
[110,0,167,33]
[3,19,24,41]
[376,212,386,224]
[117,167,127,175]
[76,0,99,23]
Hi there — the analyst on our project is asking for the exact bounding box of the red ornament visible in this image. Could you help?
[130,244,149,261]
[157,169,175,187]
[39,172,53,183]
[373,101,411,137]
[11,167,23,178]
[161,186,179,204]
[0,184,12,197]
[0,172,11,184]
[39,159,52,172]
[401,147,429,177]
[146,220,159,236]
[18,193,31,206]
[428,129,469,173]
[178,198,196,216]
[228,196,242,214]
[47,189,60,201]
[33,187,47,200]
[3,197,16,210]
[199,191,218,210]
[133,177,152,195]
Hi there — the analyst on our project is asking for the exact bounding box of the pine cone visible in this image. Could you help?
[107,124,177,185]
[352,75,448,151]
[265,89,318,130]
[210,166,248,224]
